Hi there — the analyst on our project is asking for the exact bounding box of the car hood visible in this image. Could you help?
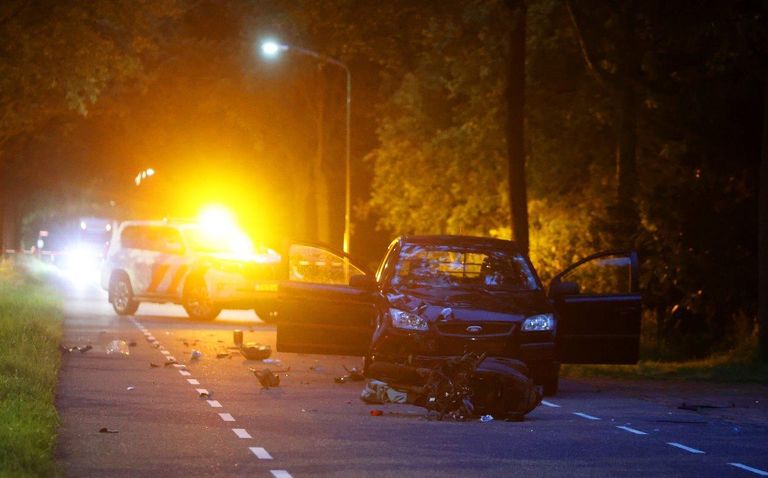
[386,287,551,323]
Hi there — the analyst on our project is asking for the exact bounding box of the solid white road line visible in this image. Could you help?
[232,428,252,439]
[148,336,155,341]
[207,400,222,408]
[616,426,647,435]
[250,447,273,459]
[573,412,601,421]
[218,413,235,422]
[540,400,561,408]
[173,364,186,368]
[187,379,200,385]
[179,371,191,376]
[667,442,705,454]
[729,463,768,476]
[271,470,292,477]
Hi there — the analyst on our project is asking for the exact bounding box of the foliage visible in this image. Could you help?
[0,261,63,477]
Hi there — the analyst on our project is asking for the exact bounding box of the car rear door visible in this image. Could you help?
[550,250,641,364]
[276,243,379,356]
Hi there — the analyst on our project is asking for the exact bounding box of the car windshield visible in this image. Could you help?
[390,243,539,291]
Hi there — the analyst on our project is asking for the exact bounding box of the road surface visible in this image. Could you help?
[54,284,768,477]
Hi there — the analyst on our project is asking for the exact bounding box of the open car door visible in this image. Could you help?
[276,242,378,356]
[550,250,641,364]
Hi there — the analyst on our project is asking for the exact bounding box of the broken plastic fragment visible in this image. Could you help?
[190,350,202,360]
[106,340,130,356]
[126,386,135,391]
[99,427,119,433]
[370,410,384,416]
[335,366,365,383]
[239,343,271,360]
[249,367,287,388]
[479,415,494,423]
[216,352,230,359]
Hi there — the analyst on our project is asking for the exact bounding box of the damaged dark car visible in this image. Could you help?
[276,235,641,402]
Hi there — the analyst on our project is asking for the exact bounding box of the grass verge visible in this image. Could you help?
[0,259,63,478]
[562,343,768,383]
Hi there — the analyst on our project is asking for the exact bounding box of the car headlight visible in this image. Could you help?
[390,308,428,331]
[522,313,555,332]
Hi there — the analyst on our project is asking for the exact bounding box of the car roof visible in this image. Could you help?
[118,220,198,230]
[399,234,523,253]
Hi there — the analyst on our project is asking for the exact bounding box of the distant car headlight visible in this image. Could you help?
[522,313,555,332]
[389,308,428,331]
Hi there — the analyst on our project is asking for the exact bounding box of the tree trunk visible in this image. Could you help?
[506,0,529,253]
[759,66,768,362]
[612,2,640,248]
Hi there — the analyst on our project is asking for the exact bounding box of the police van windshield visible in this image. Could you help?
[182,226,252,254]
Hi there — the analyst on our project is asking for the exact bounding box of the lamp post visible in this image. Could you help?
[261,40,352,256]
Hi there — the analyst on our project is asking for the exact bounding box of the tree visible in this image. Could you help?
[0,0,183,251]
[506,0,529,253]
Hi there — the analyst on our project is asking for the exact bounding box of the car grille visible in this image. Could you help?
[433,322,516,356]
[436,322,515,337]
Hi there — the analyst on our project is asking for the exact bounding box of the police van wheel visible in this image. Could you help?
[183,279,221,321]
[112,275,139,316]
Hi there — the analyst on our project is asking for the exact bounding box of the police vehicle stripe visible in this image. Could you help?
[147,263,171,293]
[166,265,188,294]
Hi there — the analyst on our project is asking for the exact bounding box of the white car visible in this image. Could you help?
[100,220,280,320]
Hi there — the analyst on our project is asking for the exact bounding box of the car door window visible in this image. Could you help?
[288,244,364,285]
[153,227,184,254]
[559,253,634,295]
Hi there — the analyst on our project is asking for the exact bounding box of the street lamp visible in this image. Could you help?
[260,40,352,256]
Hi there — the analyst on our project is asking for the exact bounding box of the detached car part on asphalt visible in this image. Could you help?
[101,220,281,321]
[276,235,641,396]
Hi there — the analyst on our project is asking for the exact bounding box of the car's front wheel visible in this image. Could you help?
[111,274,139,316]
[183,277,221,321]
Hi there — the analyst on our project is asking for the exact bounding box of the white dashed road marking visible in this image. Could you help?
[667,442,705,454]
[232,428,252,439]
[616,426,647,435]
[573,412,601,421]
[250,447,273,459]
[129,318,294,478]
[729,463,768,476]
[540,400,560,408]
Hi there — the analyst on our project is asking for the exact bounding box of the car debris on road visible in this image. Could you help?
[240,343,271,360]
[361,352,542,421]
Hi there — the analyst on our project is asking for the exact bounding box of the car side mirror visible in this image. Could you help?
[349,274,377,290]
[549,280,580,298]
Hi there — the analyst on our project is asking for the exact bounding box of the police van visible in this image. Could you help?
[100,220,280,321]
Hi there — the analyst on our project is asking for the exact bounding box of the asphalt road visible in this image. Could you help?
[54,283,768,478]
